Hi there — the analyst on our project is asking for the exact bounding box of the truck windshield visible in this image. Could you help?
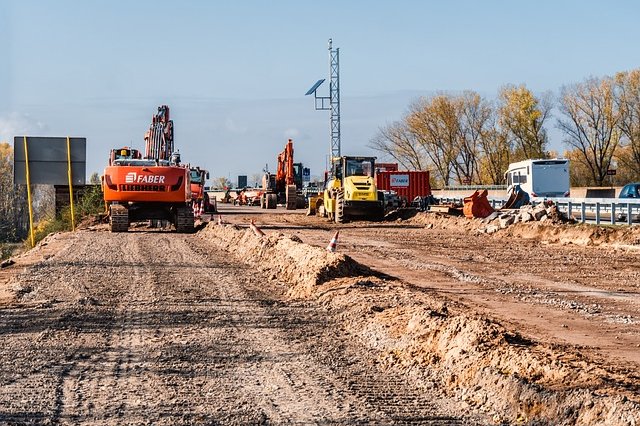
[190,170,203,183]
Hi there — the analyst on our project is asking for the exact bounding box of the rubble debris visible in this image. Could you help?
[499,214,515,229]
[0,259,15,268]
[475,202,575,233]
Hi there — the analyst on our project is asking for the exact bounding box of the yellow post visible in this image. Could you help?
[66,136,75,231]
[23,136,35,247]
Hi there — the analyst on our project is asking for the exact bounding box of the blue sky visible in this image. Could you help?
[1,0,640,184]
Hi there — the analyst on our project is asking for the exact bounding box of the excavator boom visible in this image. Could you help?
[144,105,174,160]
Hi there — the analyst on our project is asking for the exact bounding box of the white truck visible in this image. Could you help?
[505,159,570,198]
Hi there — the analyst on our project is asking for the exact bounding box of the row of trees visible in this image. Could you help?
[0,143,29,242]
[370,69,640,187]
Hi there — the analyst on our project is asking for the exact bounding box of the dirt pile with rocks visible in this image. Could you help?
[408,211,640,248]
[199,222,640,425]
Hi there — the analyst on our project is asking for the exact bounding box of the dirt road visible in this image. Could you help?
[0,229,484,424]
[208,204,640,424]
[230,206,640,367]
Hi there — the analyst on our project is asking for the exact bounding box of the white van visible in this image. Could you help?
[505,159,570,198]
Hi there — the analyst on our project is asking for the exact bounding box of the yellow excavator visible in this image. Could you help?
[308,156,384,223]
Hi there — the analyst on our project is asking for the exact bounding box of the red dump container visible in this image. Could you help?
[375,162,399,172]
[376,171,431,202]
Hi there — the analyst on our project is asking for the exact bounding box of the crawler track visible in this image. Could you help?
[109,204,129,232]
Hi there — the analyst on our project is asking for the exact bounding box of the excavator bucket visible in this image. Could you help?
[306,194,324,216]
[463,189,495,219]
[502,185,530,210]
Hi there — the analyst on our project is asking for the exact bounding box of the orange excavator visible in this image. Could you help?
[261,138,305,210]
[102,105,194,233]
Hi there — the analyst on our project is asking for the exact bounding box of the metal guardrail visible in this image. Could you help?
[442,185,508,191]
[434,196,640,226]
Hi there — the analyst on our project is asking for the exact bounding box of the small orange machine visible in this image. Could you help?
[189,166,216,216]
[261,139,305,210]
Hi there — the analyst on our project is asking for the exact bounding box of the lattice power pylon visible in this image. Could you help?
[305,38,341,159]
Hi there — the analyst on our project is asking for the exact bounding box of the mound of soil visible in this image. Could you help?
[199,222,640,425]
[409,212,640,249]
[199,223,373,298]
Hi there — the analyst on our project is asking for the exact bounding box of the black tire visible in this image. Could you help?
[335,189,345,224]
[109,204,129,232]
[296,196,306,209]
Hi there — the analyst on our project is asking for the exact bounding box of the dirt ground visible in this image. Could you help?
[0,225,487,424]
[1,204,639,425]
[211,204,640,424]
[231,206,640,366]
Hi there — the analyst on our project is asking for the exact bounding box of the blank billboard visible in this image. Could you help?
[14,136,86,185]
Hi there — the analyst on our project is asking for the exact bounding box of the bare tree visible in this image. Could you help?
[250,173,263,188]
[213,176,232,189]
[406,96,461,186]
[89,172,101,185]
[0,143,28,242]
[458,91,492,184]
[498,85,552,160]
[563,148,597,187]
[368,120,426,170]
[557,76,622,186]
[614,69,640,179]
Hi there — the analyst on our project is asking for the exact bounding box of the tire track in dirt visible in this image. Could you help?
[0,229,485,424]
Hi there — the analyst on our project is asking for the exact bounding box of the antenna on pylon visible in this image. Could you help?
[305,38,341,160]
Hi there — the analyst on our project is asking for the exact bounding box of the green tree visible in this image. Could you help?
[498,85,552,160]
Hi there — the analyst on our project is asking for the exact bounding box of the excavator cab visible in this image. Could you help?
[189,167,209,184]
[109,147,142,166]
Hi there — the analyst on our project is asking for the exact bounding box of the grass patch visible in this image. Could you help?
[1,243,19,260]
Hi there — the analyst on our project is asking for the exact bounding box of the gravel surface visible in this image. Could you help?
[0,229,486,425]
